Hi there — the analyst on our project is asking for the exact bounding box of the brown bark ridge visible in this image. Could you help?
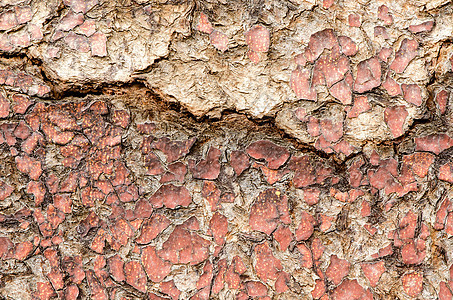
[0,0,453,299]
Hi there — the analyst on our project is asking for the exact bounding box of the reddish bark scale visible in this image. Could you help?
[275,271,290,293]
[58,10,84,31]
[246,281,268,297]
[0,180,14,201]
[435,89,449,114]
[331,279,372,300]
[402,84,423,106]
[384,105,408,138]
[209,212,228,245]
[354,57,381,93]
[390,39,418,73]
[136,213,170,244]
[15,154,42,180]
[210,30,228,52]
[36,281,56,300]
[249,188,291,235]
[377,5,393,25]
[409,21,434,33]
[245,25,270,53]
[157,218,210,265]
[273,225,293,251]
[326,255,351,285]
[65,32,90,52]
[291,66,317,101]
[191,146,221,180]
[322,0,335,9]
[296,211,315,241]
[348,14,361,27]
[378,47,392,62]
[160,280,181,300]
[90,32,107,57]
[246,140,290,169]
[230,150,250,176]
[305,29,338,62]
[124,261,147,292]
[415,134,453,154]
[107,255,125,282]
[254,242,282,281]
[361,261,385,287]
[197,12,213,34]
[348,95,371,118]
[142,245,171,282]
[160,162,187,183]
[382,75,402,96]
[439,281,453,300]
[312,279,326,299]
[64,0,99,14]
[338,36,357,56]
[297,243,313,268]
[439,162,453,183]
[312,53,350,88]
[14,240,33,261]
[401,272,423,297]
[149,184,192,209]
[152,137,195,163]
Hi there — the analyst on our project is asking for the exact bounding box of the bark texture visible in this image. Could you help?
[0,0,453,299]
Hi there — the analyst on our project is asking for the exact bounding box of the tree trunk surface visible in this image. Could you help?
[0,0,452,299]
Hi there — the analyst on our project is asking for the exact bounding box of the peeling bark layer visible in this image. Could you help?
[1,0,453,299]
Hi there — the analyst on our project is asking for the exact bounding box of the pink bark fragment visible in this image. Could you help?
[348,95,371,118]
[58,10,84,31]
[246,140,290,169]
[377,5,393,25]
[295,211,315,241]
[124,261,147,292]
[390,39,418,73]
[291,67,317,101]
[409,21,434,33]
[384,105,408,138]
[401,272,423,297]
[254,242,282,281]
[0,94,10,118]
[196,12,213,34]
[90,32,107,57]
[354,57,381,93]
[191,147,221,180]
[210,30,228,52]
[142,245,171,282]
[245,25,270,53]
[361,261,385,287]
[338,36,357,56]
[326,255,350,285]
[435,90,449,114]
[273,225,293,251]
[148,184,192,209]
[78,19,96,36]
[230,150,250,176]
[439,162,453,183]
[348,14,361,27]
[136,213,170,244]
[330,279,369,300]
[157,217,210,265]
[382,75,402,96]
[0,181,14,201]
[64,32,90,52]
[415,134,453,154]
[249,188,290,235]
[402,84,423,106]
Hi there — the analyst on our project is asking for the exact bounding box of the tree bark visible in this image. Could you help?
[0,0,452,299]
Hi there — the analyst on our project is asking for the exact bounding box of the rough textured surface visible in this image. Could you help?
[1,0,453,299]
